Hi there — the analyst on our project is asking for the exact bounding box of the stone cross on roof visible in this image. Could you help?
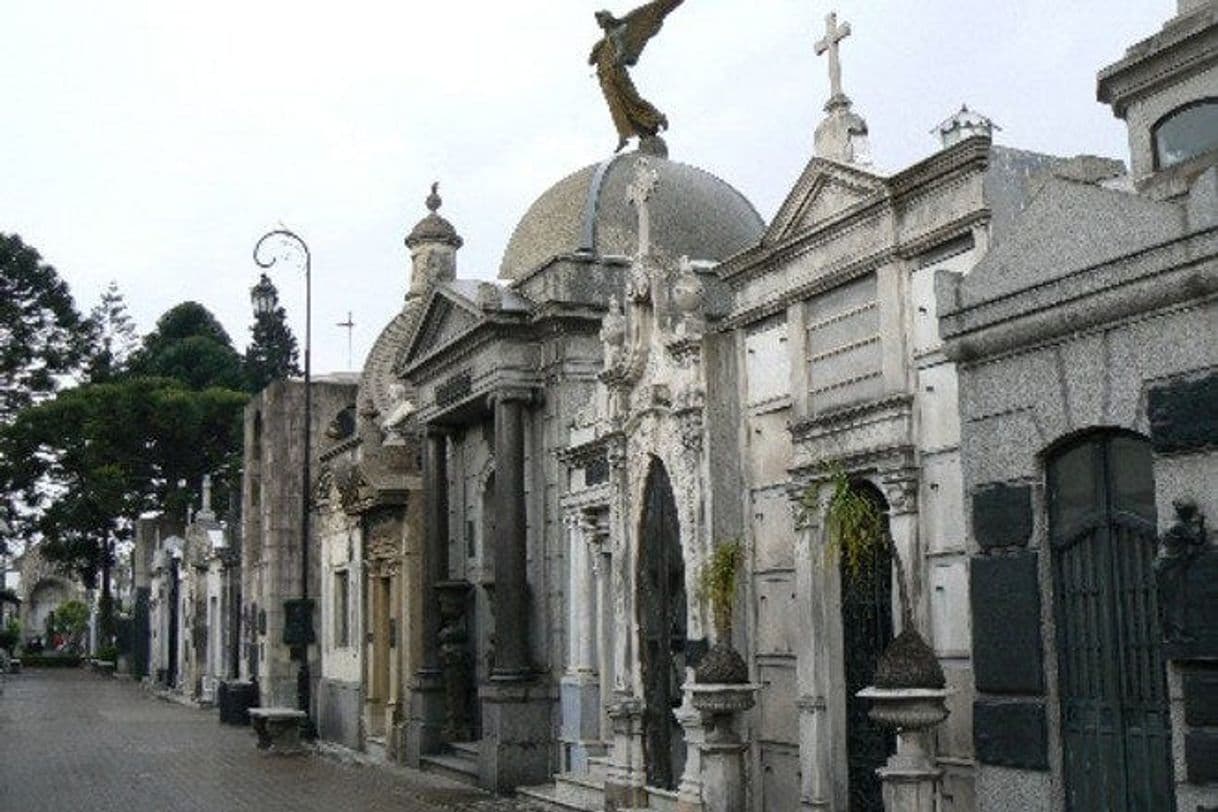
[814,11,852,104]
[626,158,660,258]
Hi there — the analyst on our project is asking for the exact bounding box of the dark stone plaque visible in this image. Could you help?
[282,598,315,646]
[973,697,1049,770]
[436,370,472,408]
[1186,731,1218,784]
[971,552,1044,694]
[1148,373,1218,453]
[584,452,609,486]
[972,483,1033,550]
[1162,549,1218,661]
[1183,665,1218,727]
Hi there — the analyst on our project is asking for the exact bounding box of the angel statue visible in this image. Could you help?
[590,0,685,153]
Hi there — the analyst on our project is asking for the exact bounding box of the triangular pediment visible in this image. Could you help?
[765,158,887,244]
[401,286,482,366]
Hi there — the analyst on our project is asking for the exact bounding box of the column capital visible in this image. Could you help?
[489,385,538,408]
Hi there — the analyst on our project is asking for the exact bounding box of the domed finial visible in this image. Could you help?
[426,182,442,213]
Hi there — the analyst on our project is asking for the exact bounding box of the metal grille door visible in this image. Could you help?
[840,493,895,812]
[1050,434,1175,812]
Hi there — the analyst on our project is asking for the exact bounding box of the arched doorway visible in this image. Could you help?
[839,482,895,812]
[1048,432,1174,811]
[637,458,687,791]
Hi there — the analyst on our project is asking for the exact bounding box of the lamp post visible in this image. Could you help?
[252,229,314,730]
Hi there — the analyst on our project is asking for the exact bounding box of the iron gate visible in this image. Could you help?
[1049,433,1175,812]
[638,459,687,791]
[840,488,895,812]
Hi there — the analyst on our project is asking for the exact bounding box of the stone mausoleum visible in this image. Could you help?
[217,4,1218,811]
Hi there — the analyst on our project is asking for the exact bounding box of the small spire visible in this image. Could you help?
[426,182,442,213]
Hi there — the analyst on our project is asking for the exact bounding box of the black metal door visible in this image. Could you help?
[840,494,895,812]
[638,459,687,791]
[167,559,180,687]
[1050,434,1175,812]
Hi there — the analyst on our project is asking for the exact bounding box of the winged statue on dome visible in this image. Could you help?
[589,0,685,153]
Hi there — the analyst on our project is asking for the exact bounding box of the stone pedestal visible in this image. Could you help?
[404,669,444,767]
[857,687,950,812]
[604,697,648,811]
[478,678,552,793]
[687,683,760,812]
[561,671,604,772]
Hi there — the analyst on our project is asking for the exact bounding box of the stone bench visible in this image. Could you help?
[9,658,20,674]
[90,659,116,676]
[248,708,307,754]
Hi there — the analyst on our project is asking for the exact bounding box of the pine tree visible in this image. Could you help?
[244,274,301,393]
[84,281,139,382]
[0,233,88,426]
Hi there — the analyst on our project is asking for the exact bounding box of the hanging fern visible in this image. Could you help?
[817,465,887,584]
[697,538,744,638]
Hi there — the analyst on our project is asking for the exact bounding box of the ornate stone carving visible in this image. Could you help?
[883,476,919,516]
[601,295,626,370]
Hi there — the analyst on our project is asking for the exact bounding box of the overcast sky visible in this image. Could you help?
[1,1,1174,376]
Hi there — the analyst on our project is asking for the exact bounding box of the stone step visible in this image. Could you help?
[419,752,481,786]
[449,740,480,760]
[586,754,614,783]
[645,786,678,812]
[364,735,388,763]
[516,783,600,812]
[554,772,606,808]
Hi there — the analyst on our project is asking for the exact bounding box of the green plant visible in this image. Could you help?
[804,464,914,627]
[96,644,119,663]
[697,539,744,638]
[816,466,886,583]
[51,599,90,638]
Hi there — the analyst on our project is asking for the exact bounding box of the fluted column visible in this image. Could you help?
[492,389,531,680]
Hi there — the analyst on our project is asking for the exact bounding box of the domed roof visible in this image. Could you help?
[406,183,463,249]
[499,151,764,281]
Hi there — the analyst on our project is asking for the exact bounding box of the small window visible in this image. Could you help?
[1153,98,1218,169]
[333,571,349,647]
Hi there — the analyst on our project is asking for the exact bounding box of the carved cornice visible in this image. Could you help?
[790,394,914,441]
[942,226,1218,362]
[717,246,894,332]
[789,443,917,486]
[718,136,990,288]
[1097,9,1218,116]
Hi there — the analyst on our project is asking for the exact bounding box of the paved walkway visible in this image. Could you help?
[0,668,530,812]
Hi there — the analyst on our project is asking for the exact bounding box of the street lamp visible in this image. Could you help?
[250,273,278,316]
[252,229,314,732]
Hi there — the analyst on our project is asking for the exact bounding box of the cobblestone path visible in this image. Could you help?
[0,669,531,812]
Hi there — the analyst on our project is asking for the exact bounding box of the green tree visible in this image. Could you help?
[129,302,245,390]
[0,233,88,426]
[83,281,139,383]
[1,377,247,638]
[244,274,301,392]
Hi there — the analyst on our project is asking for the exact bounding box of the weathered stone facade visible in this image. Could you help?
[940,3,1218,809]
[240,376,358,709]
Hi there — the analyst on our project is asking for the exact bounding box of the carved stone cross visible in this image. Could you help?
[814,11,851,101]
[626,157,660,258]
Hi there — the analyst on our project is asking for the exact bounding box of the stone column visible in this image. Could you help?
[479,387,551,792]
[561,510,604,771]
[405,426,448,765]
[491,389,530,679]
